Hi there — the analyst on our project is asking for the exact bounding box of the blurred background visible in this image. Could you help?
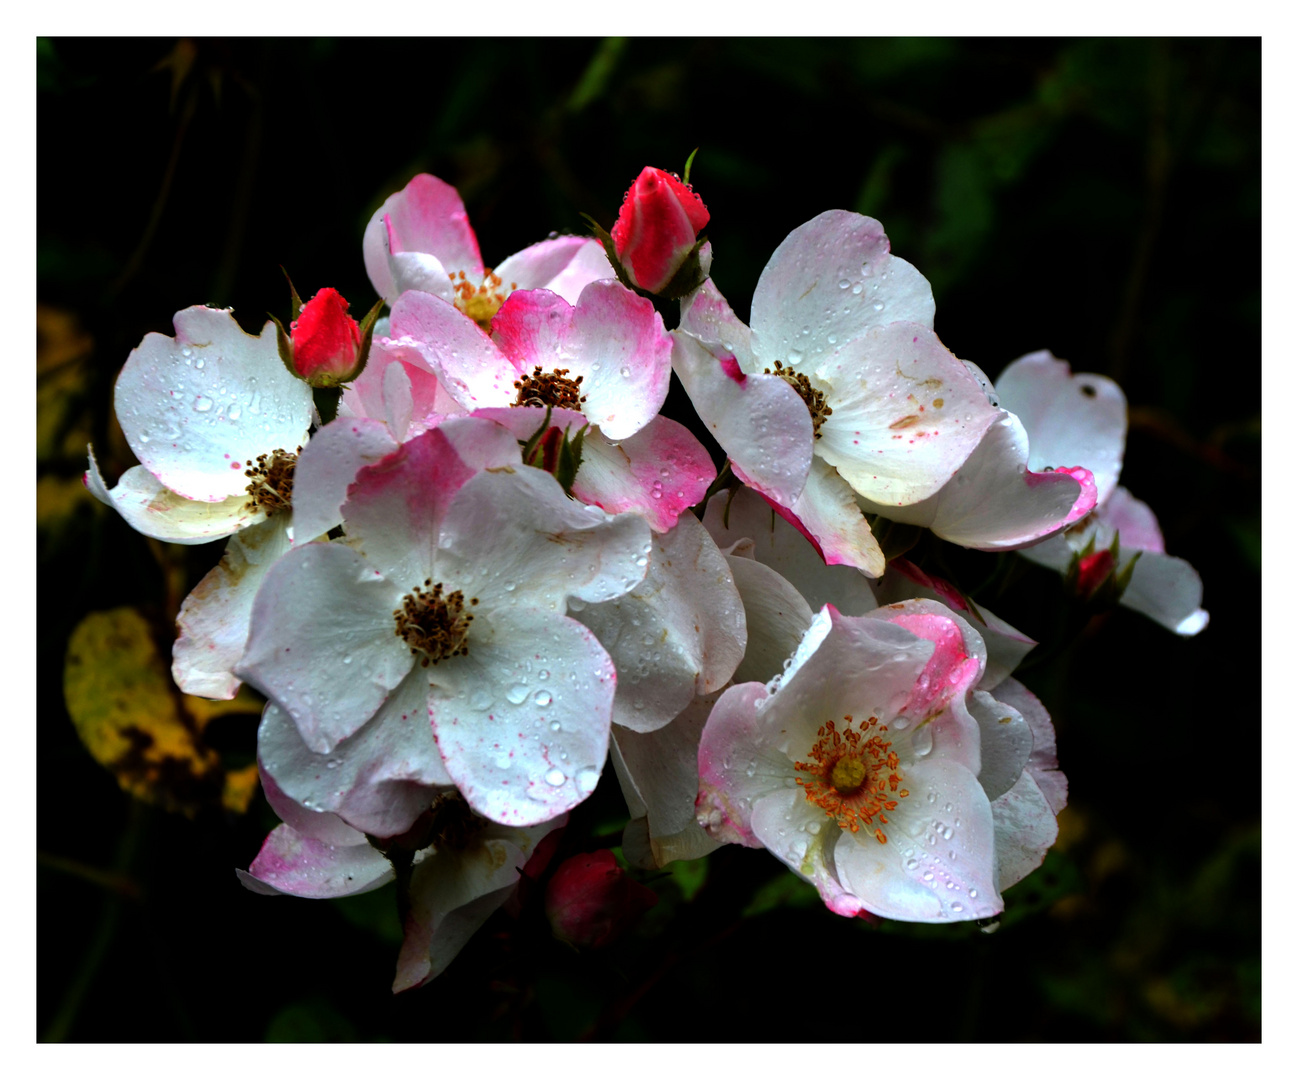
[37,38,1260,1041]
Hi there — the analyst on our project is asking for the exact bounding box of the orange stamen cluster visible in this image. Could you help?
[394,579,478,667]
[451,269,516,330]
[764,360,832,438]
[244,447,301,515]
[794,715,908,844]
[513,366,587,411]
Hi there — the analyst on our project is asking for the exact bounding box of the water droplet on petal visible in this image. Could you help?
[533,690,552,706]
[506,684,529,705]
[575,767,600,793]
[193,395,213,412]
[544,768,566,787]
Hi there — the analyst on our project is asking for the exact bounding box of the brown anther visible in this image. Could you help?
[764,360,833,438]
[512,366,587,411]
[244,446,300,516]
[393,581,477,665]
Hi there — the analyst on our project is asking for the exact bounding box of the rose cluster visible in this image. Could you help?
[85,165,1207,992]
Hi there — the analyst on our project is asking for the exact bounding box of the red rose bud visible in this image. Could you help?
[610,166,710,294]
[544,849,658,949]
[290,288,363,385]
[1074,548,1115,598]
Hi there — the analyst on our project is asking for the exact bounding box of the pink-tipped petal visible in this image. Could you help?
[671,331,813,507]
[388,291,517,411]
[290,417,399,545]
[857,412,1096,550]
[750,210,935,365]
[243,823,394,900]
[493,236,612,303]
[995,350,1127,506]
[762,456,886,578]
[364,174,483,303]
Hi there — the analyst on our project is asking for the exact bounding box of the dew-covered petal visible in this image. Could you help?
[814,323,998,506]
[764,456,885,577]
[494,235,612,303]
[387,250,458,307]
[258,673,453,840]
[875,559,1035,690]
[237,542,412,754]
[259,768,369,848]
[569,414,716,533]
[574,513,745,734]
[240,823,395,899]
[750,787,866,916]
[678,279,758,374]
[172,516,294,699]
[426,609,615,827]
[703,486,878,615]
[114,307,313,501]
[989,771,1059,893]
[858,412,1096,549]
[339,338,463,436]
[995,350,1127,506]
[835,756,1001,922]
[992,677,1066,815]
[85,450,263,544]
[434,465,651,612]
[363,174,483,303]
[388,290,517,411]
[291,417,399,545]
[491,283,672,441]
[968,690,1031,802]
[749,210,935,369]
[724,555,813,685]
[393,818,561,993]
[612,692,723,869]
[339,425,480,587]
[671,330,813,506]
[695,682,784,848]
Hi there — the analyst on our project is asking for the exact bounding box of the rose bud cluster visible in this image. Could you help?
[83,160,1206,994]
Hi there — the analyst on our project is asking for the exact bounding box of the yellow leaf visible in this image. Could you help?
[63,607,256,816]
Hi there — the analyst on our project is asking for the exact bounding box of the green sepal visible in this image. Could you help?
[682,147,699,186]
[312,386,340,426]
[655,234,712,301]
[280,266,304,322]
[267,312,299,380]
[520,405,555,467]
[580,213,639,293]
[555,423,588,497]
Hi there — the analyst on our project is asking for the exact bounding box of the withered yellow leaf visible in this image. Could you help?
[63,607,259,816]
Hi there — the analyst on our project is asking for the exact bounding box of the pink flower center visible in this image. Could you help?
[244,448,300,515]
[764,360,833,438]
[512,366,588,411]
[393,579,478,667]
[794,715,909,844]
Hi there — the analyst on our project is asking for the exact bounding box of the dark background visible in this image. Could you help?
[37,38,1261,1041]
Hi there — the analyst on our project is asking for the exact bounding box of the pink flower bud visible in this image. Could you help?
[1075,548,1115,597]
[290,287,362,384]
[544,849,658,949]
[610,166,709,294]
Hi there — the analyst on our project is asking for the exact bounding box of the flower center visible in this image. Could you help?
[451,269,515,331]
[794,715,909,844]
[393,579,478,667]
[764,360,832,438]
[512,366,588,411]
[244,447,300,515]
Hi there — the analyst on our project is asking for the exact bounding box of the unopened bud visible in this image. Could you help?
[544,849,657,949]
[610,166,710,295]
